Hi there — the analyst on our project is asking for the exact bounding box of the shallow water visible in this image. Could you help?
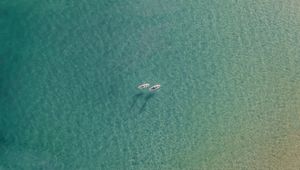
[1,0,300,169]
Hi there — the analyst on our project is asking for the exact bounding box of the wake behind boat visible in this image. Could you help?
[149,84,161,92]
[138,83,150,89]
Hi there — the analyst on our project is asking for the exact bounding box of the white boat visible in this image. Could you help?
[149,84,161,92]
[138,83,150,89]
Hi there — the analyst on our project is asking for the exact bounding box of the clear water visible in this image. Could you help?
[1,0,300,169]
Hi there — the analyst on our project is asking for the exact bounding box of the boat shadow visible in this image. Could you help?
[129,92,144,112]
[138,93,155,114]
[129,93,155,114]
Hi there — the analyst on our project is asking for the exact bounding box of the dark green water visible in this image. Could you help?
[1,1,300,169]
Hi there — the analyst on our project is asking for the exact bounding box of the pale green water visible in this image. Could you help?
[1,0,300,169]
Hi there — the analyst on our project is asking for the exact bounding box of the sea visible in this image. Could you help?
[1,0,300,169]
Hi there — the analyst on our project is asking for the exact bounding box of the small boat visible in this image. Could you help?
[138,83,150,89]
[149,84,161,92]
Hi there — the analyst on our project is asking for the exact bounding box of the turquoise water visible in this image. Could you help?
[1,0,300,169]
